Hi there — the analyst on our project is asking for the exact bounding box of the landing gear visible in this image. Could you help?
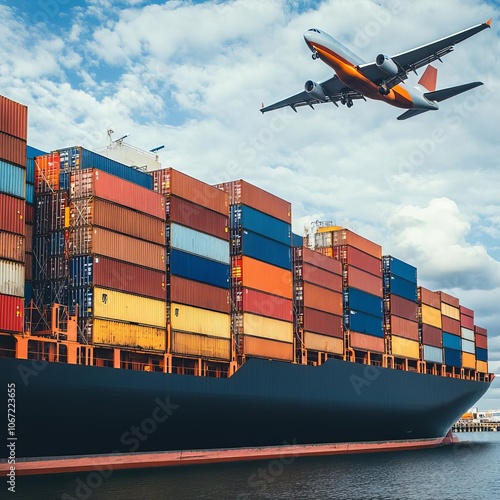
[340,92,353,108]
[378,84,390,95]
[312,50,319,60]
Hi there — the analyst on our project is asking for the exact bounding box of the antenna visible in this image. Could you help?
[150,145,165,153]
[107,129,130,146]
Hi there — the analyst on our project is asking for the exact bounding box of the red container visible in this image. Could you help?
[0,96,27,140]
[168,195,228,240]
[302,307,343,338]
[25,252,32,280]
[297,247,342,275]
[25,223,33,252]
[302,263,342,291]
[388,315,419,341]
[346,265,382,297]
[170,276,229,314]
[34,153,60,193]
[0,132,26,166]
[71,169,166,220]
[350,331,385,352]
[442,315,460,335]
[421,324,442,347]
[438,291,459,308]
[241,288,292,322]
[418,287,441,308]
[460,314,474,330]
[25,204,34,224]
[215,179,290,223]
[387,294,418,321]
[474,325,487,336]
[475,334,487,349]
[329,229,381,259]
[0,232,24,262]
[332,245,381,277]
[154,168,228,216]
[0,193,25,235]
[302,282,342,315]
[460,305,474,318]
[0,294,23,332]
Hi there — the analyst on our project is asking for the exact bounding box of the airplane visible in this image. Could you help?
[260,19,492,120]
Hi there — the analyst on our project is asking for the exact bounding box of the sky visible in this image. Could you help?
[1,0,499,408]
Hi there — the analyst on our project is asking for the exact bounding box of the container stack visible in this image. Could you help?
[460,305,476,370]
[439,291,462,369]
[474,325,488,374]
[418,287,443,365]
[293,247,343,362]
[0,96,27,335]
[215,180,294,362]
[68,168,167,349]
[152,168,231,362]
[382,256,420,361]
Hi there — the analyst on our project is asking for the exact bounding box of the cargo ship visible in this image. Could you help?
[0,95,493,474]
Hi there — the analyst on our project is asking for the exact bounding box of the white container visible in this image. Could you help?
[0,259,24,297]
[461,338,475,354]
[423,344,443,364]
[460,327,474,341]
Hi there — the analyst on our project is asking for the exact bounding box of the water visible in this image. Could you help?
[10,433,500,500]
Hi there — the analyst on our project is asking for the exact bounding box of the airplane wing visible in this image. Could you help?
[260,75,363,113]
[358,19,491,89]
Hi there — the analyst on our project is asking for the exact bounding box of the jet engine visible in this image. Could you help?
[375,54,399,76]
[304,80,327,101]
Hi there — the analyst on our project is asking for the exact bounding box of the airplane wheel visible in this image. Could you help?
[347,101,353,108]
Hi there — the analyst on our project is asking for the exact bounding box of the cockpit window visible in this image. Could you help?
[308,28,321,33]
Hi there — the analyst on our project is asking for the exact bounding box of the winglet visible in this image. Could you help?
[486,18,492,27]
[418,65,438,92]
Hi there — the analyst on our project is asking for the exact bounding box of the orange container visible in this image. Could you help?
[302,282,343,315]
[391,336,420,360]
[243,335,293,361]
[388,315,419,341]
[418,287,441,308]
[171,331,231,360]
[346,266,382,297]
[462,352,476,369]
[329,229,382,259]
[34,153,60,193]
[476,360,488,373]
[304,331,343,354]
[350,331,385,353]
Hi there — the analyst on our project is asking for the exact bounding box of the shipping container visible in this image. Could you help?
[388,315,419,341]
[384,274,417,302]
[0,233,24,262]
[0,260,24,297]
[170,223,229,264]
[25,204,34,224]
[230,204,290,246]
[346,265,383,296]
[476,360,488,373]
[476,347,488,362]
[215,179,290,223]
[0,194,25,235]
[0,132,26,166]
[444,348,461,368]
[462,352,476,369]
[438,291,459,308]
[171,249,229,289]
[302,307,343,338]
[0,160,25,198]
[240,288,292,322]
[460,314,474,330]
[243,335,294,361]
[232,256,292,299]
[301,263,342,291]
[26,183,34,204]
[332,245,381,277]
[386,294,418,321]
[304,331,343,354]
[421,304,442,329]
[70,169,165,219]
[240,230,291,270]
[346,310,384,337]
[345,287,383,318]
[292,233,303,247]
[242,313,293,343]
[302,282,343,316]
[460,305,474,318]
[423,345,443,364]
[391,336,420,360]
[418,287,441,308]
[475,334,487,350]
[170,276,229,314]
[382,256,417,283]
[460,327,474,341]
[92,319,166,351]
[442,332,461,351]
[25,222,33,252]
[442,315,460,335]
[474,325,487,336]
[0,96,28,140]
[26,157,35,184]
[171,331,230,360]
[35,191,68,234]
[24,281,32,307]
[34,153,60,193]
[461,338,475,354]
[299,247,342,275]
[421,324,442,347]
[349,331,385,352]
[317,228,382,259]
[0,294,23,332]
[170,303,230,338]
[25,252,32,281]
[70,198,166,245]
[441,302,460,320]
[168,195,228,240]
[69,227,165,271]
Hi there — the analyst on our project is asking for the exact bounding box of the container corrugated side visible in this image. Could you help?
[0,132,26,166]
[299,247,342,275]
[350,331,384,352]
[170,303,230,338]
[418,287,441,308]
[92,319,166,351]
[243,335,293,361]
[25,204,34,224]
[0,233,24,263]
[35,191,68,234]
[474,325,487,336]
[388,315,419,341]
[327,229,381,259]
[0,260,24,297]
[423,345,443,364]
[242,313,293,343]
[0,160,25,198]
[382,256,417,283]
[170,276,229,313]
[475,334,487,350]
[442,315,460,335]
[0,294,23,332]
[438,291,460,308]
[0,194,25,235]
[345,287,383,318]
[421,324,442,347]
[391,335,420,360]
[292,233,303,247]
[442,332,461,350]
[302,308,343,338]
[460,314,474,330]
[302,282,343,316]
[332,245,382,277]
[170,223,229,264]
[386,294,418,321]
[421,304,442,328]
[25,253,32,281]
[304,331,343,354]
[171,331,230,360]
[476,347,488,362]
[302,263,342,291]
[93,287,166,327]
[241,288,292,322]
[443,348,461,367]
[241,230,291,270]
[346,311,384,338]
[461,352,476,369]
[461,327,474,341]
[384,274,417,302]
[441,302,460,320]
[26,183,33,204]
[0,96,28,140]
[34,153,60,193]
[26,157,35,184]
[461,338,475,354]
[346,266,382,296]
[476,360,488,373]
[460,305,474,318]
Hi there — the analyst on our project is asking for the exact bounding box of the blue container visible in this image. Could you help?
[26,157,35,184]
[26,182,34,204]
[48,231,65,256]
[345,288,383,318]
[444,348,461,368]
[292,233,303,247]
[35,279,68,308]
[170,249,230,289]
[24,281,33,308]
[57,147,153,190]
[69,256,93,287]
[241,230,291,270]
[69,286,93,318]
[382,256,417,283]
[476,347,488,362]
[345,310,384,337]
[231,205,291,246]
[59,172,69,191]
[442,332,461,350]
[384,274,417,302]
[0,160,25,199]
[27,145,47,158]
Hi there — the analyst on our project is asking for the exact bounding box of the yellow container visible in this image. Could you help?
[304,331,343,354]
[170,303,230,339]
[421,304,442,329]
[93,287,166,327]
[441,303,460,320]
[391,335,420,360]
[242,313,293,343]
[317,226,343,233]
[92,319,166,351]
[462,352,476,369]
[171,331,230,360]
[476,360,488,373]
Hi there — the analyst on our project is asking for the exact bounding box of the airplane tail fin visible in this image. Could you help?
[424,82,483,103]
[418,65,438,91]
